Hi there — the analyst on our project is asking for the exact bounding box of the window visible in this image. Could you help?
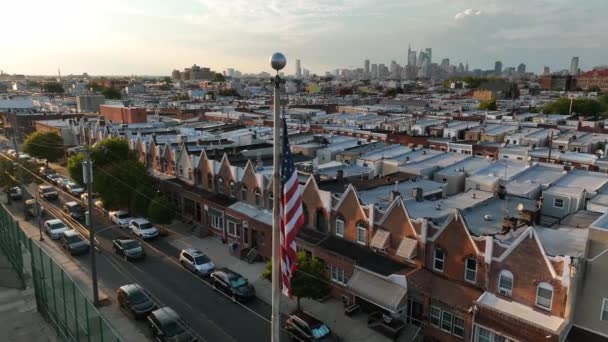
[498,270,513,297]
[356,223,366,245]
[465,258,477,283]
[330,265,347,285]
[179,165,184,176]
[187,168,193,180]
[210,214,223,230]
[601,298,608,321]
[254,189,262,207]
[227,220,239,237]
[476,327,492,342]
[335,219,344,237]
[267,192,273,210]
[243,224,249,246]
[441,311,453,333]
[554,198,564,208]
[536,282,553,310]
[241,186,247,202]
[433,248,444,272]
[315,210,327,232]
[229,181,236,197]
[430,306,441,327]
[217,178,224,194]
[453,316,465,338]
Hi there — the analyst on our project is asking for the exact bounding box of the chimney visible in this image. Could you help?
[413,187,424,202]
[390,190,401,202]
[336,169,344,181]
[496,183,506,199]
[256,153,263,170]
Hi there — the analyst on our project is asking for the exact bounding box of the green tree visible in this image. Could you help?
[91,137,134,166]
[262,252,330,310]
[218,89,239,97]
[543,98,607,117]
[93,159,151,210]
[479,99,497,111]
[147,194,176,224]
[22,131,64,162]
[67,153,85,185]
[42,82,64,93]
[213,73,226,82]
[0,158,39,187]
[101,87,121,99]
[131,185,155,216]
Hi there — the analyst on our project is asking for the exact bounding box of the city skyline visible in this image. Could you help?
[3,0,607,76]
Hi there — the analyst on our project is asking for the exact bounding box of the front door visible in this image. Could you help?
[407,298,424,326]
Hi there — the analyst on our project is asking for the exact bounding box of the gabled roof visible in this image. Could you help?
[333,184,368,220]
[493,226,557,279]
[377,196,415,237]
[428,210,480,255]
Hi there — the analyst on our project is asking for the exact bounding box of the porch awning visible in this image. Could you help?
[347,268,408,313]
[370,229,390,249]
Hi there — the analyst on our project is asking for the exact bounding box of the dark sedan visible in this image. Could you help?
[113,239,145,261]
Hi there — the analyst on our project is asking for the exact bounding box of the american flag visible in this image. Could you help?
[280,119,304,297]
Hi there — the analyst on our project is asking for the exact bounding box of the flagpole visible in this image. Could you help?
[270,52,286,342]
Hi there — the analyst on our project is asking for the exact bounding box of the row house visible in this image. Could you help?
[129,134,578,342]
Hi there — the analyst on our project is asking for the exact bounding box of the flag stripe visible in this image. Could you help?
[279,119,305,298]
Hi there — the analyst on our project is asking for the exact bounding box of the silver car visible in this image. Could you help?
[179,248,215,276]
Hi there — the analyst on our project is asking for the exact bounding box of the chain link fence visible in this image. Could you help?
[0,204,123,342]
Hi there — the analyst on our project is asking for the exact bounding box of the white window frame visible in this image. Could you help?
[453,316,465,338]
[255,189,262,207]
[356,224,366,245]
[335,219,344,237]
[217,178,224,194]
[433,248,444,272]
[465,257,477,283]
[229,181,236,198]
[210,214,223,230]
[330,265,347,285]
[498,270,513,297]
[430,306,441,327]
[553,198,564,208]
[536,282,553,310]
[441,310,453,333]
[241,186,247,202]
[601,298,608,321]
[227,220,239,237]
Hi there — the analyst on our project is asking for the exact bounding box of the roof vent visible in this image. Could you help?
[484,214,493,221]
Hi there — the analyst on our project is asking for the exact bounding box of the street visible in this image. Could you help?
[8,174,285,342]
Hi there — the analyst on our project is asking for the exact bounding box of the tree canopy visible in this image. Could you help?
[147,194,176,224]
[262,252,330,310]
[22,131,64,162]
[479,99,498,111]
[67,138,152,211]
[42,82,64,93]
[213,73,226,82]
[101,87,121,99]
[543,98,608,117]
[0,158,39,188]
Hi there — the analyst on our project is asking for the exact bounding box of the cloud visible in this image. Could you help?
[454,8,482,20]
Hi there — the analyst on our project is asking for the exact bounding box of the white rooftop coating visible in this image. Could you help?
[552,169,608,193]
[476,292,565,333]
[591,212,608,230]
[436,156,493,176]
[536,226,588,257]
[506,163,566,196]
[391,149,444,164]
[401,152,469,171]
[0,98,34,109]
[405,190,494,220]
[358,179,445,209]
[359,145,411,161]
[468,159,529,182]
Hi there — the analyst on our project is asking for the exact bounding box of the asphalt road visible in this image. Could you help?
[12,176,285,342]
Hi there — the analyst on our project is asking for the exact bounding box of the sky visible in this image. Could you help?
[3,0,607,76]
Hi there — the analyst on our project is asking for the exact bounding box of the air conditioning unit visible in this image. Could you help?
[498,288,511,296]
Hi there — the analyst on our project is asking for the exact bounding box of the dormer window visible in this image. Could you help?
[536,282,553,310]
[356,223,366,245]
[335,218,344,237]
[217,178,224,194]
[229,181,236,197]
[241,185,248,202]
[433,248,444,272]
[207,174,213,190]
[255,188,262,207]
[187,168,192,180]
[498,270,513,297]
[464,258,477,283]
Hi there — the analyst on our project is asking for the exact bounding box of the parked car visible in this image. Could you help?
[113,239,145,260]
[285,311,340,342]
[129,218,159,240]
[8,186,22,200]
[59,178,72,191]
[179,248,215,277]
[66,182,85,197]
[61,230,89,255]
[110,211,133,228]
[38,184,58,200]
[47,173,61,183]
[147,307,197,342]
[210,268,255,302]
[63,201,85,222]
[52,175,67,186]
[38,166,55,177]
[24,199,45,219]
[81,192,98,204]
[117,284,156,320]
[95,200,108,217]
[44,219,69,240]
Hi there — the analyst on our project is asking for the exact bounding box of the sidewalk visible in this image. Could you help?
[165,222,418,342]
[0,252,57,342]
[6,202,150,342]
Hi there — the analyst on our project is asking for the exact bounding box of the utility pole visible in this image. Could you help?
[270,52,286,342]
[83,128,99,306]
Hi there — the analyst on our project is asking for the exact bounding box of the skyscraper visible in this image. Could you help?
[570,57,579,75]
[371,64,378,79]
[543,66,551,75]
[517,63,526,74]
[364,59,370,75]
[440,58,450,72]
[295,59,302,79]
[425,48,432,64]
[494,61,503,75]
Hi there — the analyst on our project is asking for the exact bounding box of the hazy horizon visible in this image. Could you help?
[3,0,607,76]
